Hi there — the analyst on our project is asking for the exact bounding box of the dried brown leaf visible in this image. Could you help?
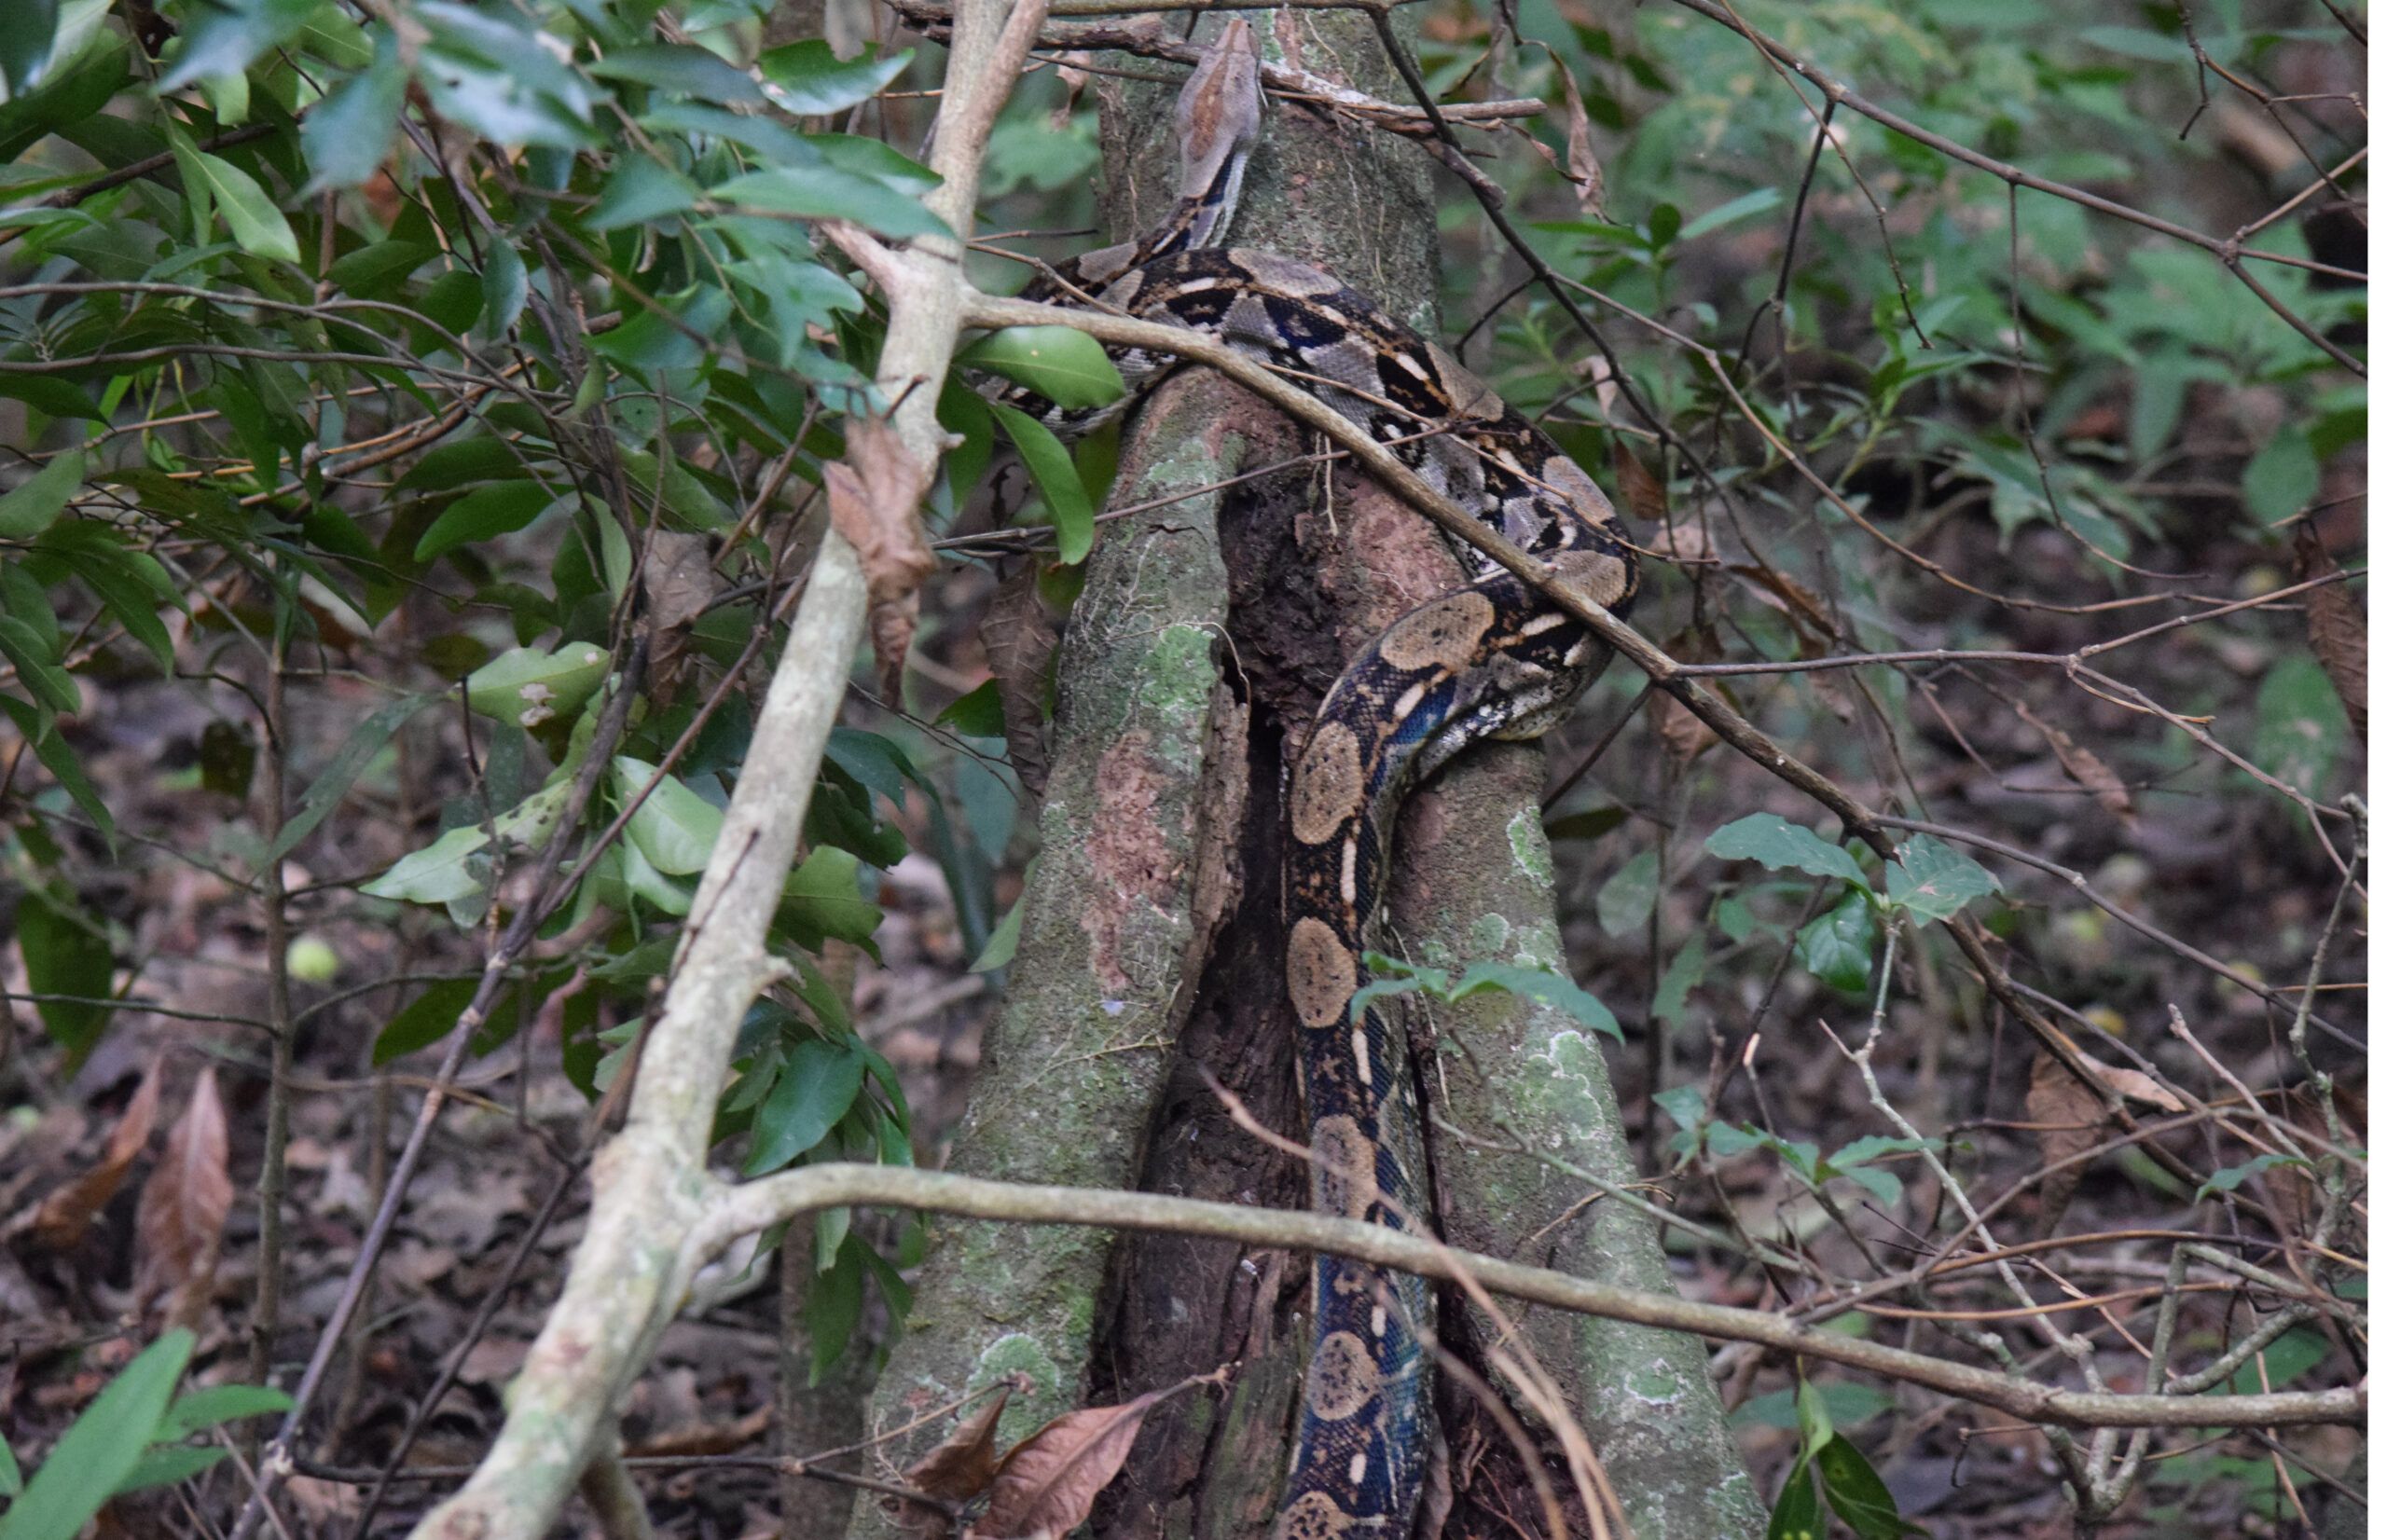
[133,1066,232,1325]
[969,1387,1168,1540]
[27,1061,161,1251]
[2025,1049,2106,1237]
[1653,625,1721,763]
[1545,51,1605,217]
[905,1385,1012,1505]
[642,529,721,703]
[1609,441,1666,528]
[824,419,935,698]
[2081,1060,2186,1113]
[2294,522,2366,735]
[2011,698,2135,824]
[1725,561,1835,646]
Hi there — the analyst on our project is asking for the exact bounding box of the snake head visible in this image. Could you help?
[1174,17,1263,247]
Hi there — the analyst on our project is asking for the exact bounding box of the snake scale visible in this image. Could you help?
[992,21,1640,1535]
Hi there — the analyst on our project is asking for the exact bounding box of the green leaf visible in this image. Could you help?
[755,40,911,116]
[1595,849,1660,938]
[177,149,300,264]
[0,695,111,848]
[935,679,1005,739]
[805,1231,866,1382]
[1795,1377,1836,1460]
[586,155,701,230]
[1763,1458,1822,1540]
[300,41,407,195]
[1650,937,1706,1025]
[960,326,1125,411]
[2194,1151,2311,1203]
[269,694,437,861]
[613,755,724,875]
[14,893,113,1059]
[155,1383,293,1442]
[0,450,84,538]
[0,1429,19,1497]
[157,0,318,89]
[783,846,881,945]
[586,43,765,104]
[478,243,527,339]
[415,481,560,561]
[743,1037,867,1175]
[360,822,493,904]
[987,400,1095,564]
[1884,834,1999,922]
[465,644,609,728]
[112,1446,226,1496]
[0,1328,189,1540]
[1815,1434,1917,1539]
[1448,961,1621,1042]
[1705,814,1868,887]
[1678,186,1780,243]
[0,0,60,96]
[372,977,479,1064]
[2242,425,2320,522]
[2253,654,2347,798]
[970,889,1028,973]
[1543,806,1626,842]
[710,163,947,239]
[1796,890,1877,993]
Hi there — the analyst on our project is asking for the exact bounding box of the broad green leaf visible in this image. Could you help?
[1763,1458,1822,1540]
[709,163,947,239]
[0,696,110,848]
[1795,1378,1835,1461]
[1883,835,1999,922]
[0,1328,189,1540]
[0,450,83,538]
[372,976,477,1064]
[0,612,78,716]
[2253,654,2347,797]
[755,40,911,116]
[1449,961,1621,1042]
[269,694,437,860]
[2242,425,2319,522]
[361,823,493,904]
[0,0,60,96]
[1814,1435,1916,1539]
[960,326,1125,411]
[478,243,528,339]
[15,893,113,1059]
[1595,849,1660,937]
[113,1446,226,1496]
[179,150,300,264]
[157,0,317,89]
[969,890,1027,973]
[1704,814,1868,887]
[1796,891,1876,993]
[586,43,765,104]
[987,400,1095,563]
[805,1231,866,1381]
[415,481,561,561]
[465,644,609,727]
[935,680,1005,739]
[587,156,701,230]
[0,1430,18,1497]
[743,1038,867,1175]
[783,846,882,945]
[155,1383,293,1442]
[613,755,724,875]
[1650,937,1706,1025]
[300,41,407,195]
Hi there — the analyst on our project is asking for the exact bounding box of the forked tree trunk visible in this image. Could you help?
[844,13,1764,1539]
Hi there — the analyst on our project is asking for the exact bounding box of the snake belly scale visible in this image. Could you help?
[996,21,1640,1536]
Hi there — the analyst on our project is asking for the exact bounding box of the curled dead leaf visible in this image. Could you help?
[2011,698,2135,824]
[133,1066,233,1327]
[895,1383,1014,1539]
[825,418,935,699]
[1548,52,1606,218]
[968,1385,1171,1540]
[2025,1049,2105,1238]
[2293,522,2366,736]
[642,529,721,704]
[25,1060,161,1251]
[1608,441,1666,528]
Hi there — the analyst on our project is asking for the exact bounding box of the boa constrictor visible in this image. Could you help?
[995,21,1640,1536]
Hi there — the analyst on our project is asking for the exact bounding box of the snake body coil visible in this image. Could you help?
[999,24,1639,1535]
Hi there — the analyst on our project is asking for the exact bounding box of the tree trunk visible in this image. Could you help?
[849,12,1763,1538]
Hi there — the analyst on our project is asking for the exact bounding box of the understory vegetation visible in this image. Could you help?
[0,0,2365,1536]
